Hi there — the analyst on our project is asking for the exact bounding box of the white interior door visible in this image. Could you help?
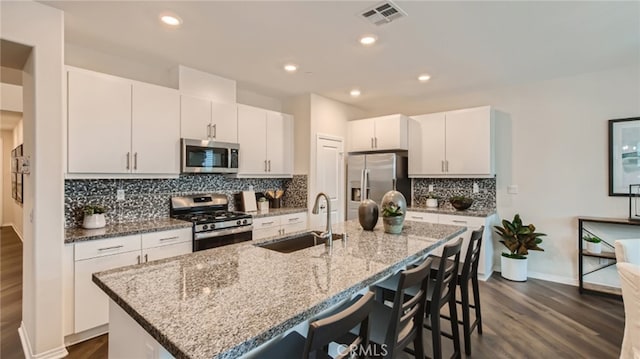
[313,135,344,229]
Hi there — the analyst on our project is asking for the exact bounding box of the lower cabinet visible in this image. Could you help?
[253,213,308,241]
[71,228,191,337]
[405,211,495,280]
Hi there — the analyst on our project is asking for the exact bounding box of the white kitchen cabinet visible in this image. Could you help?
[348,114,409,152]
[67,67,181,175]
[404,211,495,280]
[253,213,308,240]
[237,104,293,177]
[408,106,494,177]
[180,94,238,143]
[67,69,132,173]
[72,228,192,336]
[132,82,180,174]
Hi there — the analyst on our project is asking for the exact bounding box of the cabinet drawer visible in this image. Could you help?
[253,226,282,241]
[253,216,282,229]
[141,228,191,249]
[75,235,141,261]
[280,213,307,225]
[283,221,308,235]
[405,211,438,223]
[438,214,485,229]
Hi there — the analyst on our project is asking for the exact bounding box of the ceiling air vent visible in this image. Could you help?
[360,1,407,26]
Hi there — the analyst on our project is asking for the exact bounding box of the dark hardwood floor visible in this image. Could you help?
[1,226,24,359]
[1,224,625,358]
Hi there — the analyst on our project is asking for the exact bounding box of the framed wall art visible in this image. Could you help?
[609,117,640,196]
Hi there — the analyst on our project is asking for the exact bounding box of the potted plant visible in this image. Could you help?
[257,197,269,212]
[494,214,546,281]
[426,192,438,208]
[83,205,107,229]
[583,235,602,254]
[381,201,404,234]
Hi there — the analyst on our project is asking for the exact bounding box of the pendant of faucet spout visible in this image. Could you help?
[312,193,333,246]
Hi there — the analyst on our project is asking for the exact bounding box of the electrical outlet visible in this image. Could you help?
[428,184,434,192]
[507,185,519,194]
[473,182,479,194]
[117,189,125,201]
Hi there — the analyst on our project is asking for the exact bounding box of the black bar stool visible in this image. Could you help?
[430,226,484,356]
[249,291,375,359]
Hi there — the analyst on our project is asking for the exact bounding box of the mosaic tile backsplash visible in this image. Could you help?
[65,174,308,228]
[412,177,496,211]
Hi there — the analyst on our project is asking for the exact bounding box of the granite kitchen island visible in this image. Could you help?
[93,220,466,359]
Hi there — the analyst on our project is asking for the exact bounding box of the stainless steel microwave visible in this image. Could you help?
[181,139,239,174]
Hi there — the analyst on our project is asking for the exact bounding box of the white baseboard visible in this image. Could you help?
[527,271,578,286]
[19,323,69,359]
[478,270,494,282]
[63,324,108,346]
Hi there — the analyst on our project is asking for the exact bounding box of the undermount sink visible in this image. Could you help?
[256,231,344,253]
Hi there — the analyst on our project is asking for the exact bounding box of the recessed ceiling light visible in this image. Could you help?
[418,74,431,82]
[350,89,361,97]
[359,35,377,46]
[160,14,182,26]
[284,64,298,73]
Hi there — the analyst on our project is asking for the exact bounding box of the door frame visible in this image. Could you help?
[312,133,345,228]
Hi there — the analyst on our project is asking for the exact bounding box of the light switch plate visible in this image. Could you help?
[428,184,434,192]
[116,189,125,201]
[473,182,479,194]
[507,185,519,194]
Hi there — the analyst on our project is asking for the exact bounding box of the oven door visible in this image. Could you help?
[181,139,239,174]
[193,226,253,251]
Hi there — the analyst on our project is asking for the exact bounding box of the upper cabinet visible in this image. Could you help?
[237,104,293,177]
[67,68,180,175]
[408,106,494,177]
[348,114,409,152]
[180,94,238,143]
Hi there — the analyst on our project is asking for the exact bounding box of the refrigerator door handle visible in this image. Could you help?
[361,169,370,200]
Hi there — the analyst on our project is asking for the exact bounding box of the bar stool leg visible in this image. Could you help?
[448,294,461,359]
[460,281,472,355]
[472,275,483,335]
[430,304,443,359]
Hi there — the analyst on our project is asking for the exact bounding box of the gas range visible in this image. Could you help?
[170,194,253,251]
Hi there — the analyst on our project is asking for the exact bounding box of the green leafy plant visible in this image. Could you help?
[258,197,267,202]
[83,205,106,216]
[427,192,439,199]
[583,235,602,243]
[494,214,546,259]
[381,202,403,217]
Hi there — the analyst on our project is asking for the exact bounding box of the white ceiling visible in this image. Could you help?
[41,1,640,114]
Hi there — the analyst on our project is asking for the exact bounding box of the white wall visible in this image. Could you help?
[1,1,66,358]
[2,121,24,238]
[283,94,311,174]
[368,64,640,284]
[237,88,283,112]
[1,83,23,112]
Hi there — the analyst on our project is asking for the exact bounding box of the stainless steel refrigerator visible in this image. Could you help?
[347,153,411,220]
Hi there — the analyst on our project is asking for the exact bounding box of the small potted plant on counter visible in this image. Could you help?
[583,234,602,254]
[494,214,546,281]
[82,205,107,229]
[426,192,439,208]
[381,201,404,234]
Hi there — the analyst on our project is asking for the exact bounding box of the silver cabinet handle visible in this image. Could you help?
[445,160,449,172]
[98,245,124,251]
[212,124,217,138]
[288,217,299,221]
[144,254,148,262]
[137,255,141,264]
[262,221,274,225]
[133,152,138,170]
[159,236,179,241]
[374,137,378,148]
[268,160,271,172]
[441,160,445,173]
[207,124,211,138]
[264,160,267,172]
[371,138,374,148]
[452,220,467,224]
[411,216,423,220]
[126,152,131,170]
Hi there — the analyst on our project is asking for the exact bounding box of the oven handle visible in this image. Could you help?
[194,226,253,241]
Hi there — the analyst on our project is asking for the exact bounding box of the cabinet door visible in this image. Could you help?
[408,113,446,176]
[405,211,439,223]
[253,226,283,241]
[132,83,180,174]
[68,70,132,173]
[74,250,140,333]
[142,241,192,262]
[445,106,492,175]
[374,115,408,150]
[266,111,287,175]
[180,95,211,140]
[348,119,375,152]
[211,101,238,143]
[237,105,268,175]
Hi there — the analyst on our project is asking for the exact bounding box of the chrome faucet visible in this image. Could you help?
[312,192,332,247]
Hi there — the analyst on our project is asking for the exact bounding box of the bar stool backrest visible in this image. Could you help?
[304,291,375,359]
[433,238,463,309]
[385,257,434,358]
[460,226,484,282]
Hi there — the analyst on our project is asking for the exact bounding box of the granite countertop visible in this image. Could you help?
[93,220,465,359]
[65,218,192,243]
[407,206,496,218]
[249,207,307,218]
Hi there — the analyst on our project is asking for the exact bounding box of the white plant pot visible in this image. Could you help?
[501,255,528,282]
[586,241,602,254]
[83,213,106,229]
[426,198,438,208]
